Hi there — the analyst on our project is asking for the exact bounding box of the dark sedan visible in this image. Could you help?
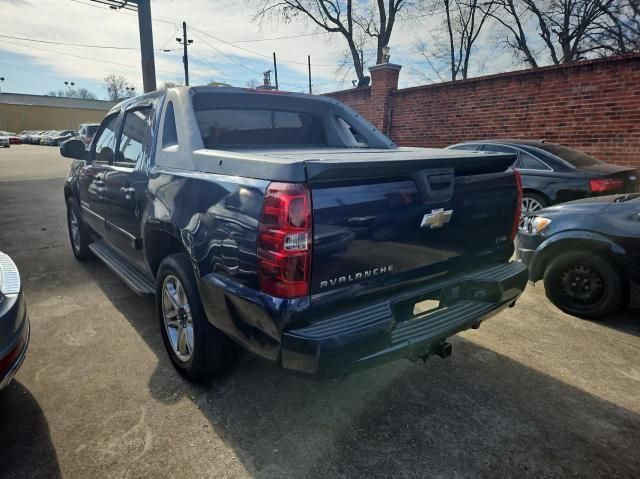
[516,194,640,319]
[0,252,30,391]
[448,140,640,219]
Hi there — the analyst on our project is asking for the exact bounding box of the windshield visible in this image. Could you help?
[86,125,99,135]
[533,143,603,167]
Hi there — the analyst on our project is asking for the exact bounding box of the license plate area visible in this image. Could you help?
[413,298,442,316]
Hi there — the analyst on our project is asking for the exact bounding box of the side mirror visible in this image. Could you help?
[60,138,87,161]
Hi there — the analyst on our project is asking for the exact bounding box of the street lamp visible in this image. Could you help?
[64,81,75,96]
[64,81,76,130]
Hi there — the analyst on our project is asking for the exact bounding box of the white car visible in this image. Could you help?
[0,137,10,148]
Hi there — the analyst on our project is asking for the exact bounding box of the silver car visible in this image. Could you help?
[0,252,29,391]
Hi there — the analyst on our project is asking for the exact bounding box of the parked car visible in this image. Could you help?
[0,137,9,148]
[46,130,75,146]
[516,194,640,318]
[0,251,30,391]
[0,131,22,145]
[60,86,527,381]
[26,130,46,144]
[77,123,99,148]
[40,130,60,145]
[19,130,33,143]
[448,140,640,221]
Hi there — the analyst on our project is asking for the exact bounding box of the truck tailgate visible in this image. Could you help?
[299,149,519,299]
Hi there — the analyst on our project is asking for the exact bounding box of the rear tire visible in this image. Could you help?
[156,253,235,382]
[543,251,626,319]
[66,198,92,261]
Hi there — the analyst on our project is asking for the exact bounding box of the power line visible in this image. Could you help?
[189,29,264,77]
[190,25,341,68]
[69,0,178,25]
[0,33,178,52]
[1,38,183,77]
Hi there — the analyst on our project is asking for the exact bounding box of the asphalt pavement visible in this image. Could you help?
[0,145,639,478]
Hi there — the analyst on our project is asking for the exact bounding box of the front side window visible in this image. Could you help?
[194,108,326,148]
[116,107,153,166]
[93,115,118,163]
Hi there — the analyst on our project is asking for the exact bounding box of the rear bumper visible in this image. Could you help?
[281,261,528,377]
[0,292,30,391]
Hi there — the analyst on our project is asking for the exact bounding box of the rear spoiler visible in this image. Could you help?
[303,153,517,183]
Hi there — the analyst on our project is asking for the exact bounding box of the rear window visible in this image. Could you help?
[86,125,98,136]
[533,143,603,167]
[194,108,326,148]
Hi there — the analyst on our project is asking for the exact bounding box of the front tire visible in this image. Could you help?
[543,251,626,319]
[66,198,92,261]
[156,253,235,382]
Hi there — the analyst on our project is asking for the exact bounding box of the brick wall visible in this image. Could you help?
[326,54,640,169]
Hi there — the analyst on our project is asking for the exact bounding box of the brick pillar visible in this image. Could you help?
[368,63,401,134]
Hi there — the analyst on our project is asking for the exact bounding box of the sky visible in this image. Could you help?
[0,0,515,100]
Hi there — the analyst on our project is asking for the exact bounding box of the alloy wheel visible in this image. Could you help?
[162,275,194,362]
[520,196,545,227]
[69,206,81,252]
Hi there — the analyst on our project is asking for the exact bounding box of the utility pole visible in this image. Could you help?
[0,77,6,131]
[308,55,312,94]
[137,0,157,92]
[273,52,279,90]
[176,22,193,86]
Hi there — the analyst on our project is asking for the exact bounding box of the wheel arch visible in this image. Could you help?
[144,223,190,279]
[530,231,627,283]
[521,188,550,206]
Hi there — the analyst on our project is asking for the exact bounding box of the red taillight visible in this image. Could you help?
[0,335,25,373]
[258,182,312,298]
[510,168,523,241]
[589,178,624,193]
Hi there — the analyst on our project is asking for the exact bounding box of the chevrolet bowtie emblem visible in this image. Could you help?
[420,208,453,229]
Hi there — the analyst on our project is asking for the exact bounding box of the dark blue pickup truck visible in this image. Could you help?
[61,86,527,380]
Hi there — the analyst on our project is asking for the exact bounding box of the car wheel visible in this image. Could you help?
[543,251,626,319]
[520,193,547,227]
[66,198,92,261]
[156,253,235,382]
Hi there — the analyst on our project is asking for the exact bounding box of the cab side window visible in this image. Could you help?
[93,115,118,164]
[116,107,153,166]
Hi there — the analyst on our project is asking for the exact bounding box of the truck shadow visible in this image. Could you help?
[91,269,640,478]
[596,308,640,337]
[0,382,61,479]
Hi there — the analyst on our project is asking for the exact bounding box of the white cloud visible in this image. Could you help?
[0,0,516,95]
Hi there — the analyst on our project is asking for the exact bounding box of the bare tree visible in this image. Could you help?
[587,0,640,54]
[254,1,409,83]
[484,0,622,67]
[159,81,183,89]
[481,0,539,66]
[417,0,495,81]
[104,74,134,101]
[47,87,97,100]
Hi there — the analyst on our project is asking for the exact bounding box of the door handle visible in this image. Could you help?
[120,186,136,200]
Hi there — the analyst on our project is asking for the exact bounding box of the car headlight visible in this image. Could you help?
[526,216,552,234]
[0,252,21,296]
